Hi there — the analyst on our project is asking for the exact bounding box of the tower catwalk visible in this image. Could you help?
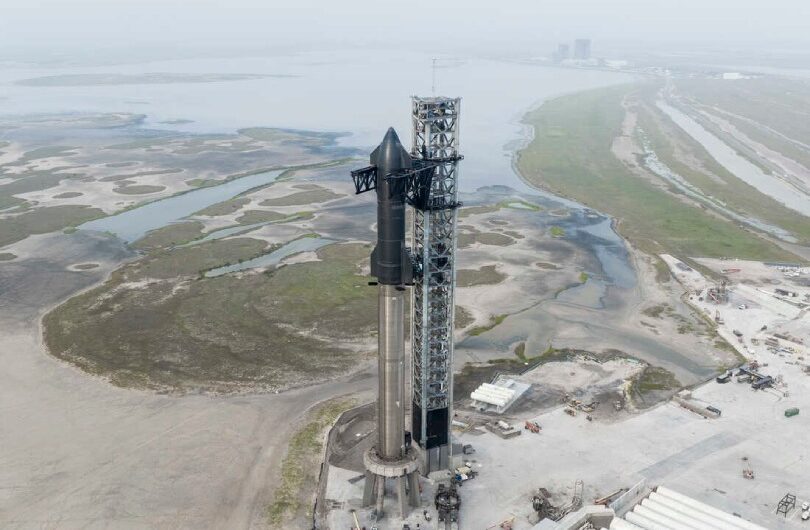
[409,96,462,473]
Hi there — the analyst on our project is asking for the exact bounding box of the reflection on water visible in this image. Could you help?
[658,101,810,216]
[0,50,632,193]
[471,187,636,295]
[639,130,796,242]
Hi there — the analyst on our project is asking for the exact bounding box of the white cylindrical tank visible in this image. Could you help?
[647,492,733,529]
[610,518,645,530]
[641,497,724,530]
[634,505,697,529]
[656,487,767,530]
[626,510,676,530]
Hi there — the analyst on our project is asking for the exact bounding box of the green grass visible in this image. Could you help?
[631,366,681,395]
[113,184,166,195]
[185,178,220,188]
[517,84,800,262]
[455,306,474,329]
[652,256,671,283]
[0,252,16,261]
[0,205,104,248]
[579,271,589,283]
[268,398,356,528]
[549,226,565,238]
[514,342,530,362]
[503,199,542,211]
[131,221,205,250]
[635,89,810,245]
[675,77,810,164]
[43,242,375,393]
[235,210,287,224]
[468,314,508,336]
[457,265,506,287]
[458,199,542,220]
[53,192,83,199]
[135,237,269,278]
[535,261,560,270]
[642,303,671,319]
[259,188,342,207]
[12,145,77,163]
[194,197,250,216]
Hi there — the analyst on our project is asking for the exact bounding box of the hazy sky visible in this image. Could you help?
[2,0,809,59]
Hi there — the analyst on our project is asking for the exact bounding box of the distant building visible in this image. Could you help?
[552,43,570,63]
[721,72,750,80]
[573,39,591,60]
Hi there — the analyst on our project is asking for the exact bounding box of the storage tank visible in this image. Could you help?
[610,518,645,530]
[656,486,767,530]
[641,494,721,530]
[634,505,697,529]
[626,510,676,529]
[647,492,730,528]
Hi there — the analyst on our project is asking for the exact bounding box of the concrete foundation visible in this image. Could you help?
[362,448,421,518]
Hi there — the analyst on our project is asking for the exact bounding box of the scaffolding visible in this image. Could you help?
[776,493,796,517]
[410,96,462,472]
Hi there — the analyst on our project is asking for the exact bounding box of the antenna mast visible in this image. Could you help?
[431,58,437,96]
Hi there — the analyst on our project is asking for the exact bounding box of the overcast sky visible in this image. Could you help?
[2,0,809,60]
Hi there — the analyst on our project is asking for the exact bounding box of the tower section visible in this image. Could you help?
[409,96,462,473]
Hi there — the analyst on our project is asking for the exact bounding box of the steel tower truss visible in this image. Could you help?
[410,96,462,472]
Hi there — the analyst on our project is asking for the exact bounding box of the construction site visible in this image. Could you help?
[286,58,810,527]
[315,88,810,520]
[319,183,810,530]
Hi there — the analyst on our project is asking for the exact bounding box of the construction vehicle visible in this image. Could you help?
[752,375,774,390]
[454,465,477,483]
[524,420,541,433]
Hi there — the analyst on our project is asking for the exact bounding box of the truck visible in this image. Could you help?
[524,420,541,433]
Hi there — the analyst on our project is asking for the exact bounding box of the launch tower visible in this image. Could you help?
[410,96,462,473]
[349,97,462,518]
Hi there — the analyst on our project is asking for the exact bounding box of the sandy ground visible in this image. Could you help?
[452,258,810,530]
[0,232,377,529]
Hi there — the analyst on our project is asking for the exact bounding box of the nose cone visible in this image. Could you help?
[371,127,412,174]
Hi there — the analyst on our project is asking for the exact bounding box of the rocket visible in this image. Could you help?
[369,127,411,460]
[369,128,414,287]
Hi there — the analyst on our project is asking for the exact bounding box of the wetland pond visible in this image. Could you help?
[8,49,699,370]
[79,169,284,242]
[204,236,334,277]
